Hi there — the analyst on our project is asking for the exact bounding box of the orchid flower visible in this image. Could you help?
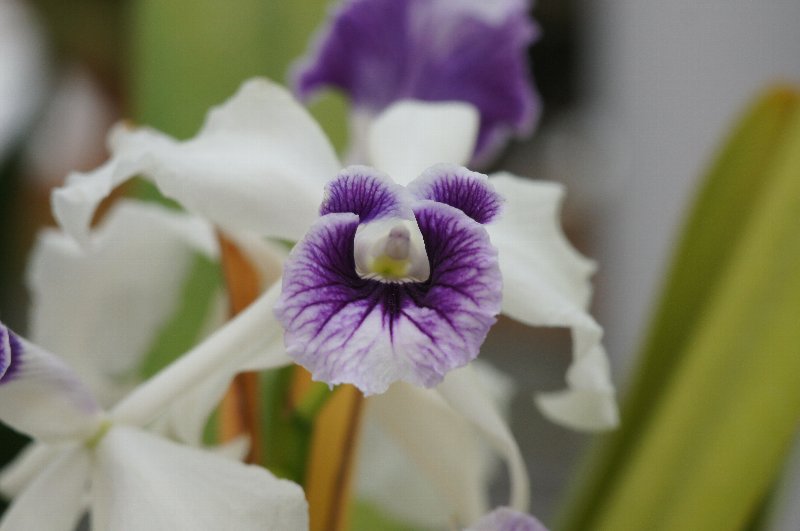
[47,75,615,521]
[292,0,617,429]
[0,287,305,530]
[52,78,617,431]
[293,0,540,166]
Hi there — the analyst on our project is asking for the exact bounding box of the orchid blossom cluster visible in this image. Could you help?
[0,0,617,529]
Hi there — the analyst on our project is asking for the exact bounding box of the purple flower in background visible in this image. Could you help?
[294,0,540,165]
[466,507,548,531]
[274,163,503,394]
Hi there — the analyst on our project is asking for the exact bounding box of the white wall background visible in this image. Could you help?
[579,0,800,382]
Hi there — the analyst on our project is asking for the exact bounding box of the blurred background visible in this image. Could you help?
[1,0,800,525]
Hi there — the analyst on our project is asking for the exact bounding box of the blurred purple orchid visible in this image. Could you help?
[294,0,540,165]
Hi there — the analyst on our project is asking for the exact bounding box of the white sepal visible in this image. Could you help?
[368,100,478,185]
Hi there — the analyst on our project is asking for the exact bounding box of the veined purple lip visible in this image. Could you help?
[275,164,503,395]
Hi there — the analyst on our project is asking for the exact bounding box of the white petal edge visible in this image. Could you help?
[436,365,530,512]
[486,174,619,431]
[52,77,341,246]
[368,100,478,185]
[0,445,89,531]
[91,426,308,531]
[111,282,291,428]
[27,199,220,408]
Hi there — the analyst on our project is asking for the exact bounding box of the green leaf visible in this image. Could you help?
[592,92,800,529]
[559,86,800,531]
[350,500,431,531]
[129,0,331,137]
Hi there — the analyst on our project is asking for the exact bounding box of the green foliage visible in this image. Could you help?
[560,86,800,531]
[350,500,430,531]
[129,0,345,148]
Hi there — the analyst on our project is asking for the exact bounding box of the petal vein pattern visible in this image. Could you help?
[275,166,502,394]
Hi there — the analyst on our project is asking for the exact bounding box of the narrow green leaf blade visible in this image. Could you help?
[560,87,800,531]
[590,87,800,530]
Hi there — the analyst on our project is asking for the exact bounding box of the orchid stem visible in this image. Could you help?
[304,379,365,531]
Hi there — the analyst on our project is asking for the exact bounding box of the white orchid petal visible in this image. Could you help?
[363,382,489,526]
[27,200,220,408]
[356,417,453,528]
[0,446,89,531]
[0,443,58,498]
[368,100,478,185]
[535,335,619,432]
[112,282,290,428]
[486,174,619,431]
[52,78,341,245]
[436,365,530,512]
[358,360,514,528]
[92,426,308,531]
[0,325,102,442]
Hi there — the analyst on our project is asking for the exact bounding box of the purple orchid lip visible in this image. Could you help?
[293,0,541,164]
[275,164,503,395]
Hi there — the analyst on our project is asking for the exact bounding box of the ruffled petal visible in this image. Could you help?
[293,0,539,163]
[486,173,619,431]
[367,100,477,185]
[0,324,102,442]
[408,164,503,224]
[465,507,548,531]
[320,165,411,221]
[52,78,341,246]
[275,201,501,395]
[436,365,530,512]
[0,446,89,531]
[91,426,308,531]
[27,199,220,408]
